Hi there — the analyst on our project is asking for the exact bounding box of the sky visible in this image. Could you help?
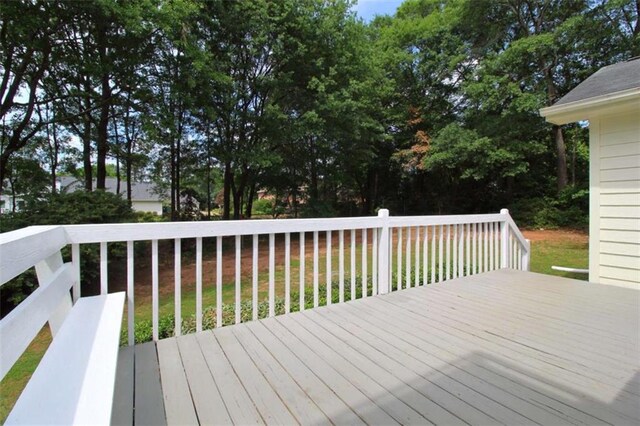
[352,0,404,22]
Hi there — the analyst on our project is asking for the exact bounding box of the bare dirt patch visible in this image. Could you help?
[522,229,587,243]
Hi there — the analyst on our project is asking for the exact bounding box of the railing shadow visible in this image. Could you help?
[331,350,640,425]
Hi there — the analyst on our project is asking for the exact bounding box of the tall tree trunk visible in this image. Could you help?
[125,130,133,206]
[309,138,318,203]
[223,161,232,220]
[82,81,92,191]
[553,125,568,192]
[245,182,255,218]
[96,74,110,190]
[170,135,176,220]
[543,68,568,192]
[113,113,121,194]
[48,106,59,194]
[176,135,181,218]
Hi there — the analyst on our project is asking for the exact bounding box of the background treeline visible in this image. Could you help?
[1,0,638,227]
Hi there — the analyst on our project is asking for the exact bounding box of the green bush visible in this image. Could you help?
[509,187,588,229]
[0,191,135,312]
[123,277,375,344]
[252,198,273,216]
[134,211,167,223]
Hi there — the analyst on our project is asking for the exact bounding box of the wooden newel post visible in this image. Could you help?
[523,239,531,271]
[500,208,510,269]
[377,208,390,294]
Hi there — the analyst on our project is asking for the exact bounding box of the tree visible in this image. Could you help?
[0,0,58,188]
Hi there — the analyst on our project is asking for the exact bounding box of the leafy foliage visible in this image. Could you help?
[3,0,636,224]
[0,192,135,311]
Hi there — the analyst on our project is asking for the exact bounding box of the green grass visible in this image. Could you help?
[529,237,589,281]
[0,328,51,423]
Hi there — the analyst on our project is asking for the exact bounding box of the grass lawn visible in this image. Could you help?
[524,229,589,281]
[0,228,589,422]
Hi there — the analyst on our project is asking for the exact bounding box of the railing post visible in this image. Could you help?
[377,209,390,294]
[522,239,531,271]
[500,208,510,269]
[34,251,72,336]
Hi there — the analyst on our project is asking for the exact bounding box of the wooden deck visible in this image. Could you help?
[111,269,640,425]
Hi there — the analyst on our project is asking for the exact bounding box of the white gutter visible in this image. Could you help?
[540,87,640,125]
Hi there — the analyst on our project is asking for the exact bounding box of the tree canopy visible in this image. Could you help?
[1,0,637,225]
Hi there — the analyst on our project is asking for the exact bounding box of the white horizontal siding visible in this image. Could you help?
[600,205,640,218]
[600,241,640,256]
[595,111,640,286]
[600,253,640,269]
[599,129,638,145]
[599,265,640,283]
[600,142,640,158]
[600,193,640,206]
[600,229,640,243]
[600,155,640,170]
[600,168,640,182]
[601,180,640,193]
[600,217,640,231]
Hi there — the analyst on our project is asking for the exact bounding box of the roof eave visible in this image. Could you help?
[539,87,640,125]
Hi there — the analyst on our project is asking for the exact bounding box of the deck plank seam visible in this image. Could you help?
[275,314,431,425]
[384,292,640,390]
[344,301,615,426]
[373,296,640,417]
[289,312,463,425]
[254,318,401,425]
[229,324,333,425]
[243,321,369,425]
[214,328,300,424]
[309,306,551,426]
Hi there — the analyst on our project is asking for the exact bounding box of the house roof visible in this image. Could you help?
[540,57,640,124]
[554,58,640,106]
[58,177,164,202]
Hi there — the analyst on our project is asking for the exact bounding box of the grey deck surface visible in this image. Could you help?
[112,269,640,425]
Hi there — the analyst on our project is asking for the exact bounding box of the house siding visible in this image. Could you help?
[592,110,640,288]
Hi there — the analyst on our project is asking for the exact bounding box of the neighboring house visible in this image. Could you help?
[540,57,640,288]
[0,194,25,214]
[58,177,165,215]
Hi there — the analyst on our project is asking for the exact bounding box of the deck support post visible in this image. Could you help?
[500,209,510,269]
[377,209,390,294]
[522,239,531,271]
[35,251,72,336]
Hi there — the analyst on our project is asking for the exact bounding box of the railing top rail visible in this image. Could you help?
[61,212,511,244]
[0,226,67,286]
[0,210,529,281]
[387,213,505,227]
[505,215,531,251]
[62,216,383,244]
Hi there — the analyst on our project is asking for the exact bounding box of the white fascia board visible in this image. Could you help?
[539,88,640,125]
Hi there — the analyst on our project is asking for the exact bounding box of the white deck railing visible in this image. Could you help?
[0,208,530,348]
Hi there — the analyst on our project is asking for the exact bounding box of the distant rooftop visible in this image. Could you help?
[58,177,164,202]
[554,57,640,106]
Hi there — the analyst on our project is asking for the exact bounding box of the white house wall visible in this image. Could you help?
[590,110,640,288]
[132,200,163,215]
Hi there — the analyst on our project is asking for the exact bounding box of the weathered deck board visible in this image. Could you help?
[156,338,198,424]
[115,269,640,425]
[133,341,166,426]
[111,346,134,426]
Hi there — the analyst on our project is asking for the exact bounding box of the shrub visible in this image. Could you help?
[123,277,375,344]
[509,187,588,229]
[0,191,135,314]
[252,198,273,216]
